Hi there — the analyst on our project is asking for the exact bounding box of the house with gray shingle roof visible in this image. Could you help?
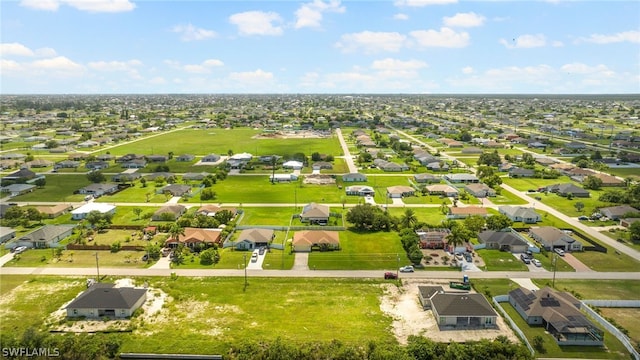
[498,206,541,223]
[66,283,147,319]
[419,286,498,329]
[11,224,75,249]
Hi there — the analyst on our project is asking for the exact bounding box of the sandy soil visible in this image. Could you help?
[379,279,518,344]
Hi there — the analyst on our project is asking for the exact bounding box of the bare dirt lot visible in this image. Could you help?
[379,279,518,345]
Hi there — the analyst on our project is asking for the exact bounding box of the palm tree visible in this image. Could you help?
[400,209,418,229]
[168,224,185,242]
[446,226,469,253]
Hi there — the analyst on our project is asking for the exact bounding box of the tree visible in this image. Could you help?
[140,178,147,187]
[532,335,546,353]
[86,171,106,183]
[200,247,220,265]
[408,246,423,265]
[590,150,602,161]
[400,209,417,229]
[485,214,513,231]
[521,153,535,166]
[446,225,472,252]
[168,224,185,242]
[574,202,585,212]
[34,177,46,188]
[464,215,486,233]
[26,208,44,224]
[477,150,501,167]
[214,209,233,224]
[439,201,449,215]
[200,188,216,200]
[145,243,161,261]
[133,207,142,220]
[583,175,603,190]
[482,174,503,188]
[630,221,640,244]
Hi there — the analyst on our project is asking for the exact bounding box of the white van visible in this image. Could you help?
[13,246,28,254]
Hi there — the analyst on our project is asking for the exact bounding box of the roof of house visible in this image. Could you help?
[18,224,75,242]
[478,230,528,247]
[342,173,367,180]
[387,185,415,194]
[293,230,340,246]
[81,183,118,192]
[426,184,458,193]
[301,203,330,218]
[237,228,274,243]
[449,206,488,215]
[445,173,479,181]
[1,183,36,192]
[499,206,540,219]
[66,283,147,310]
[414,173,440,180]
[529,226,575,244]
[36,204,71,215]
[153,204,186,215]
[465,183,493,192]
[71,203,116,214]
[177,227,222,244]
[346,185,374,192]
[418,285,444,299]
[431,293,497,317]
[600,205,639,217]
[509,286,583,320]
[548,183,590,195]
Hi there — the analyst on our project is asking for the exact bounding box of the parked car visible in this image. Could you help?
[399,265,414,273]
[464,253,472,262]
[13,246,27,254]
[258,246,266,255]
[520,253,531,264]
[578,215,589,221]
[554,248,565,257]
[251,252,258,262]
[141,254,149,261]
[384,272,398,279]
[531,259,542,267]
[455,253,464,262]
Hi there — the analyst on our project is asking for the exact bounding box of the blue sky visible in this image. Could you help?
[1,0,639,94]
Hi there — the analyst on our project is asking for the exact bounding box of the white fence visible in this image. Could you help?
[583,300,640,308]
[492,295,535,356]
[580,302,640,360]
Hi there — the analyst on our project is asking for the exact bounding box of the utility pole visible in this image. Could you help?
[396,254,400,279]
[552,253,557,288]
[243,254,248,289]
[95,252,100,281]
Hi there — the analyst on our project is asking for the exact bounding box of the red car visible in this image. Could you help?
[384,272,398,279]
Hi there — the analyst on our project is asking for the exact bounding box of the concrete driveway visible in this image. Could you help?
[292,252,309,271]
[246,249,266,270]
[0,252,15,267]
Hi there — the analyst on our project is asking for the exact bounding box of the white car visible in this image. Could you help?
[250,252,258,263]
[13,246,28,254]
[554,248,565,257]
[531,259,542,267]
[399,265,414,273]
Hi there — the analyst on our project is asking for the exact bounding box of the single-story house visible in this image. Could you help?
[416,228,450,249]
[27,159,53,168]
[300,203,330,225]
[426,161,449,172]
[54,160,81,169]
[1,183,36,196]
[620,218,640,228]
[509,168,536,178]
[12,224,75,249]
[121,159,147,169]
[71,203,116,220]
[591,173,625,187]
[111,172,141,182]
[419,286,498,329]
[176,154,195,162]
[529,226,582,252]
[3,168,37,181]
[283,160,304,170]
[448,206,488,219]
[66,283,147,319]
[269,173,298,182]
[498,206,542,223]
[0,226,16,243]
[387,185,415,198]
[85,161,110,170]
[464,183,496,198]
[342,173,367,182]
[414,173,440,184]
[599,205,640,220]
[78,183,119,197]
[116,154,145,163]
[201,154,221,163]
[345,185,375,197]
[151,205,186,221]
[292,230,340,252]
[508,287,604,346]
[234,228,275,250]
[36,204,72,218]
[165,227,222,249]
[146,155,168,163]
[535,157,556,166]
[312,162,333,170]
[374,159,409,172]
[425,184,458,197]
[444,173,479,184]
[546,183,590,198]
[158,184,191,197]
[478,230,529,253]
[182,172,210,181]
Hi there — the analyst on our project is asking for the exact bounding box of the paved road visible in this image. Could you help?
[335,128,357,173]
[1,266,639,280]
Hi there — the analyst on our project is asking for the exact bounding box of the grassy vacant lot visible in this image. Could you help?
[308,230,406,270]
[11,174,90,202]
[386,207,447,225]
[490,189,529,205]
[4,248,148,268]
[606,167,640,181]
[475,249,529,271]
[238,206,297,225]
[100,128,343,158]
[120,277,394,354]
[598,308,640,351]
[96,184,170,203]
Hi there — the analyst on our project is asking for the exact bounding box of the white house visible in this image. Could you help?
[71,203,116,220]
[66,283,147,319]
[282,160,304,170]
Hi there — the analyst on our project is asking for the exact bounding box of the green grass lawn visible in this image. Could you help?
[599,229,640,252]
[605,167,640,181]
[386,207,447,225]
[475,249,530,271]
[308,229,406,270]
[238,206,297,225]
[4,249,148,268]
[10,174,90,202]
[503,176,574,191]
[99,128,343,158]
[110,205,161,226]
[490,189,529,205]
[96,184,176,203]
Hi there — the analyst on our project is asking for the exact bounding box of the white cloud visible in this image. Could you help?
[410,27,470,48]
[336,31,406,53]
[462,66,474,74]
[202,59,224,67]
[164,59,224,74]
[551,41,564,47]
[393,13,409,20]
[149,77,166,85]
[0,43,35,57]
[561,63,614,77]
[394,0,457,7]
[0,59,24,75]
[578,30,640,44]
[294,0,345,29]
[499,34,546,49]
[229,11,283,36]
[228,69,274,82]
[88,59,142,71]
[371,58,427,71]
[171,24,217,42]
[19,0,60,11]
[21,0,136,13]
[31,56,83,71]
[443,12,485,28]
